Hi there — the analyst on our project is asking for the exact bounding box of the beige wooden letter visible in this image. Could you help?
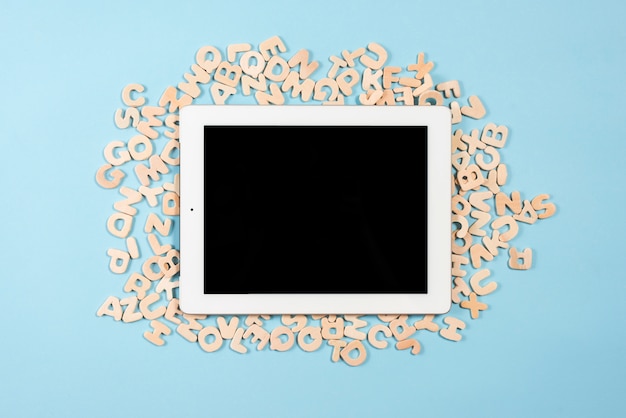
[123,272,151,300]
[340,340,367,367]
[414,315,439,332]
[531,194,557,219]
[99,251,127,278]
[263,55,290,82]
[114,107,140,129]
[95,164,125,189]
[344,315,368,340]
[178,64,211,98]
[281,71,314,101]
[96,295,123,321]
[162,191,180,216]
[396,339,421,355]
[321,317,345,340]
[103,140,131,166]
[144,212,172,236]
[135,155,170,187]
[143,320,171,346]
[451,276,471,304]
[297,326,323,352]
[198,326,223,352]
[139,292,166,320]
[313,78,339,101]
[457,164,484,191]
[158,86,192,113]
[481,122,509,148]
[214,62,242,87]
[491,215,519,242]
[243,324,270,351]
[469,269,497,296]
[195,45,222,73]
[367,324,392,349]
[288,49,319,79]
[240,50,266,78]
[217,316,240,339]
[336,68,360,96]
[439,316,466,342]
[359,42,387,70]
[127,134,153,161]
[121,83,145,107]
[137,106,165,139]
[470,243,494,268]
[210,82,237,104]
[460,95,486,119]
[120,296,143,323]
[389,316,416,341]
[259,35,286,60]
[255,83,284,105]
[270,325,295,352]
[227,43,251,62]
[281,314,307,333]
[509,247,533,270]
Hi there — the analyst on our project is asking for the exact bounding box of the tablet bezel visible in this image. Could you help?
[179,104,451,315]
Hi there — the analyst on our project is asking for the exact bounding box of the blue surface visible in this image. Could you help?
[2,1,625,417]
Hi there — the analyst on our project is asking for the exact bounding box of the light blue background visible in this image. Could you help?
[2,1,625,417]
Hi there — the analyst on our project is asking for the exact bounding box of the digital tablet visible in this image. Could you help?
[179,105,451,315]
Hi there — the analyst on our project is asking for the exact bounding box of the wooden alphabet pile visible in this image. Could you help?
[96,36,556,366]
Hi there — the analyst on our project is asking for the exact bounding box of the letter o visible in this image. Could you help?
[198,326,223,352]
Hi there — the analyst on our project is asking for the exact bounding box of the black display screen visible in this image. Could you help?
[204,126,427,294]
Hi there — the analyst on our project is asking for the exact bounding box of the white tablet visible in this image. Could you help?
[179,104,451,315]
